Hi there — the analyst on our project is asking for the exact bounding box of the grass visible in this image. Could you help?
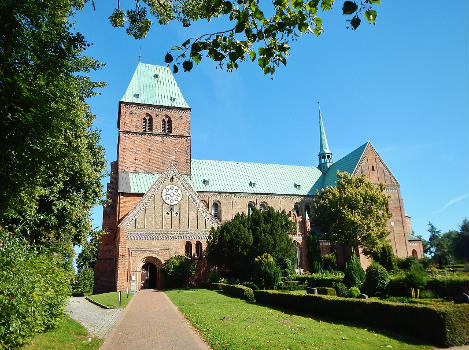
[87,291,134,308]
[166,289,434,350]
[21,315,103,350]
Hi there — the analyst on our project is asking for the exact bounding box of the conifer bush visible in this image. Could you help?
[344,255,365,288]
[252,253,281,289]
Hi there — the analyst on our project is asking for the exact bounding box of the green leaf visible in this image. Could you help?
[364,10,377,24]
[173,64,178,73]
[182,60,193,72]
[170,46,183,50]
[350,16,361,29]
[191,53,202,64]
[165,53,173,63]
[342,1,358,15]
[181,39,191,48]
[258,56,269,68]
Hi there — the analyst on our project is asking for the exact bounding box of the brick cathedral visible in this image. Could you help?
[94,63,423,293]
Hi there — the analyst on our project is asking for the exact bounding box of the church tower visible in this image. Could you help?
[117,63,191,175]
[317,103,333,173]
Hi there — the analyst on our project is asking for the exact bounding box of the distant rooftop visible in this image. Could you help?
[120,63,189,108]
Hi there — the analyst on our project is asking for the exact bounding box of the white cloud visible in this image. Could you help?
[433,193,469,214]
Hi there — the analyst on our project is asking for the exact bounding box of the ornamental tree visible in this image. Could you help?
[206,207,296,280]
[313,171,391,257]
[101,0,382,75]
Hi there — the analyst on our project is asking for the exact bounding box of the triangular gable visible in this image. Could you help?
[119,164,219,229]
[353,142,398,185]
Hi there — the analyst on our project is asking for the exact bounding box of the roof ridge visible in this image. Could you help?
[192,158,320,169]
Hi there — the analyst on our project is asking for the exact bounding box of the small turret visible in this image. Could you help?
[317,102,333,173]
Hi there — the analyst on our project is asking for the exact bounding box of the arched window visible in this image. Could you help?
[195,241,203,258]
[294,203,300,216]
[248,202,254,215]
[147,115,153,132]
[305,204,311,219]
[162,118,166,133]
[412,249,418,258]
[166,117,172,133]
[294,241,301,269]
[185,241,192,257]
[211,202,219,219]
[259,203,267,211]
[142,117,147,132]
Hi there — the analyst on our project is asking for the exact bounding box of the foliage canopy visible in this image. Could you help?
[206,207,296,279]
[0,0,106,248]
[101,0,381,75]
[313,171,391,256]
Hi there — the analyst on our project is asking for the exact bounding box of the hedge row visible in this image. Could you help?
[290,274,343,287]
[254,290,469,347]
[210,283,255,301]
[388,275,469,299]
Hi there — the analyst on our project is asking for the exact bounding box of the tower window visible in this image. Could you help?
[195,241,203,258]
[185,241,192,257]
[259,203,267,211]
[147,115,153,132]
[167,117,172,133]
[372,165,375,171]
[142,117,147,132]
[305,204,311,218]
[162,118,166,133]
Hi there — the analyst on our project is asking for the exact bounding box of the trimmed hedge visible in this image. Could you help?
[210,283,255,301]
[388,274,469,299]
[290,274,343,287]
[254,290,469,346]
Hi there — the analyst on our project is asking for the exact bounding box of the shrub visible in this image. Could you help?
[211,283,255,301]
[254,290,469,346]
[317,287,336,296]
[333,282,348,297]
[321,254,337,271]
[307,232,322,273]
[162,255,196,287]
[396,256,419,270]
[347,287,361,298]
[278,280,305,291]
[290,273,343,287]
[344,255,365,288]
[364,262,389,296]
[208,270,221,283]
[72,267,94,296]
[405,263,427,297]
[0,231,73,349]
[252,253,281,289]
[241,281,259,291]
[371,243,397,271]
[426,275,469,299]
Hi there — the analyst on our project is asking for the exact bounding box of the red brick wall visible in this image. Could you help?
[117,102,191,175]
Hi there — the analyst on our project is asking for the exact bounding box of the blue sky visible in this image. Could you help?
[73,0,468,240]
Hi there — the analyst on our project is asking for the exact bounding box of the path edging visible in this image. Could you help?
[85,296,112,309]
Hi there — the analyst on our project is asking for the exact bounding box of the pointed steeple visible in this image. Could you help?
[317,102,333,173]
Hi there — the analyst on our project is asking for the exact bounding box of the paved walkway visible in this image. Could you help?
[100,289,210,350]
[66,297,123,338]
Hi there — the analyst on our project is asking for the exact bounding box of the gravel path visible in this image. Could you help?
[66,297,123,338]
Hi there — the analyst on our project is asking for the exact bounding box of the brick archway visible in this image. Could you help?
[139,256,164,290]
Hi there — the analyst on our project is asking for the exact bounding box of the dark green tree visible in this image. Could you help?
[76,231,101,272]
[313,171,391,257]
[452,218,469,263]
[102,0,382,75]
[0,0,106,249]
[307,231,323,273]
[206,207,296,280]
[371,243,397,271]
[427,222,454,267]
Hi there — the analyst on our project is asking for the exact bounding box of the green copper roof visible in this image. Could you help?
[319,105,331,155]
[120,63,189,108]
[322,142,368,188]
[407,233,421,241]
[117,144,370,195]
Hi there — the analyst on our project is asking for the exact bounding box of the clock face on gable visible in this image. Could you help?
[161,185,182,205]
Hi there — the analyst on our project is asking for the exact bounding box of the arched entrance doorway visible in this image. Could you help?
[140,256,163,290]
[141,262,157,289]
[411,249,418,258]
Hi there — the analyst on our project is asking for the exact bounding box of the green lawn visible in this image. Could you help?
[88,291,134,308]
[21,315,103,350]
[166,289,433,350]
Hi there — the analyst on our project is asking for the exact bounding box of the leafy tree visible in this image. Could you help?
[363,262,389,296]
[370,243,397,271]
[252,253,281,289]
[313,171,391,257]
[102,0,381,75]
[206,207,296,280]
[162,255,196,287]
[452,218,469,263]
[76,231,101,272]
[427,222,455,267]
[307,231,322,273]
[0,0,106,249]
